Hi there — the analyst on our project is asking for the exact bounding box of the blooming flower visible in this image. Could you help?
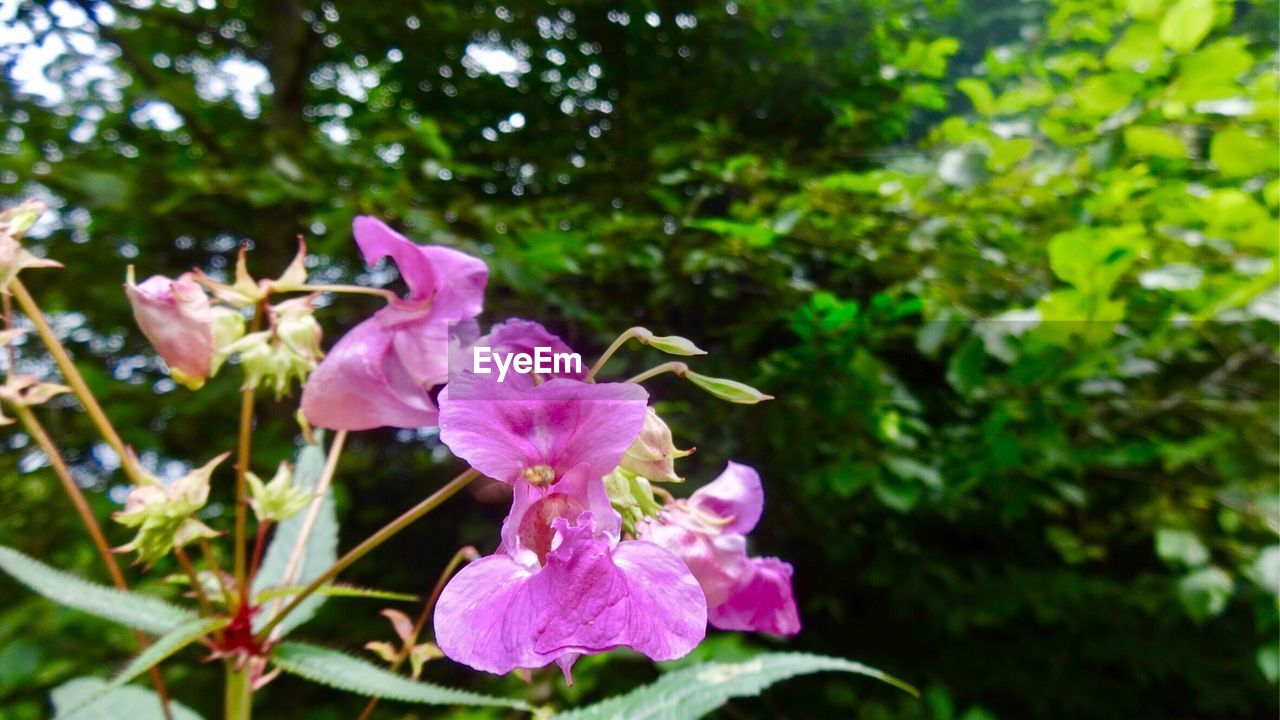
[434,371,707,679]
[301,216,487,430]
[125,271,216,389]
[638,462,801,636]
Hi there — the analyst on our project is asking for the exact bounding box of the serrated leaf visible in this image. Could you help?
[254,584,418,604]
[269,642,531,710]
[684,370,773,404]
[56,617,227,720]
[252,434,338,636]
[51,678,203,720]
[552,652,916,720]
[0,545,195,634]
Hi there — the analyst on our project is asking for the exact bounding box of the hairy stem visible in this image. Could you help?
[255,468,478,641]
[10,278,146,484]
[233,304,264,604]
[584,327,645,382]
[356,546,478,720]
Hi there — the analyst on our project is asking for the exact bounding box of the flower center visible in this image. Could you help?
[520,464,556,487]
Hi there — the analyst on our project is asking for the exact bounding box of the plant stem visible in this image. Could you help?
[175,547,215,618]
[281,283,399,302]
[248,520,271,586]
[200,537,232,606]
[224,665,252,720]
[626,360,690,385]
[356,546,477,720]
[255,468,478,641]
[10,278,146,484]
[10,404,175,719]
[233,304,264,605]
[584,326,644,382]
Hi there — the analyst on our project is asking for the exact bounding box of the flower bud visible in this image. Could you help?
[603,468,663,534]
[246,461,311,523]
[225,298,324,397]
[619,407,692,483]
[114,453,228,565]
[125,269,216,390]
[0,200,60,292]
[210,306,247,374]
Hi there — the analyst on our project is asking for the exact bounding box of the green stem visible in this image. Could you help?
[10,278,147,484]
[584,327,645,382]
[233,304,264,605]
[255,468,478,641]
[279,283,399,302]
[224,665,252,720]
[626,360,689,385]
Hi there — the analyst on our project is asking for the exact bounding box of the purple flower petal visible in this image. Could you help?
[438,372,649,484]
[125,273,214,386]
[433,514,706,677]
[638,519,751,607]
[691,461,764,535]
[475,318,585,386]
[300,319,439,430]
[353,216,487,320]
[708,556,801,636]
[500,465,620,564]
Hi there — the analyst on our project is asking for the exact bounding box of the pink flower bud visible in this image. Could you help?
[125,271,215,389]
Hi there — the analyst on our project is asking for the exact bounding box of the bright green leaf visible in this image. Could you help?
[1160,0,1215,53]
[51,679,204,720]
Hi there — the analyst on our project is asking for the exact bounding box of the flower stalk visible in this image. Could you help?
[232,302,264,603]
[255,467,478,641]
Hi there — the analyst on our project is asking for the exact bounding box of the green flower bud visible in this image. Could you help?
[620,407,693,483]
[604,468,664,534]
[113,453,227,565]
[246,461,311,523]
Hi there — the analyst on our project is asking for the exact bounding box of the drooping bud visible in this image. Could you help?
[210,306,247,374]
[125,268,216,390]
[619,407,693,483]
[0,199,60,292]
[114,453,228,565]
[246,461,310,523]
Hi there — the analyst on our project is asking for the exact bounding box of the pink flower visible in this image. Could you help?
[125,272,215,389]
[301,217,487,430]
[434,371,706,679]
[433,510,706,680]
[638,462,800,636]
[437,370,649,488]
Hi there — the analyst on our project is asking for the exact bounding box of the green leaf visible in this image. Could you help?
[1177,566,1234,622]
[1159,0,1215,53]
[687,219,778,247]
[1106,23,1165,72]
[0,545,196,634]
[684,370,773,404]
[269,642,531,710]
[254,584,418,604]
[1155,528,1210,567]
[1047,226,1147,295]
[252,435,338,636]
[1209,128,1279,177]
[51,678,204,720]
[552,652,916,720]
[956,78,994,114]
[56,617,227,720]
[1123,126,1187,159]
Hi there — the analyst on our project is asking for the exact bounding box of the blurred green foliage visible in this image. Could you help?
[0,0,1276,718]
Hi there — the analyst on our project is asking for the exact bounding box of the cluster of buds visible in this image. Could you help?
[0,329,71,425]
[605,407,693,532]
[126,243,323,395]
[245,461,310,523]
[113,454,228,565]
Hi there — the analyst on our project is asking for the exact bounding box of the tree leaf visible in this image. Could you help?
[0,545,195,634]
[268,641,531,711]
[684,370,773,404]
[1159,0,1215,53]
[252,434,338,636]
[51,678,204,720]
[56,617,227,720]
[552,652,917,720]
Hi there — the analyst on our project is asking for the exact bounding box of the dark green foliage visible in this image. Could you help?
[0,0,1275,718]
